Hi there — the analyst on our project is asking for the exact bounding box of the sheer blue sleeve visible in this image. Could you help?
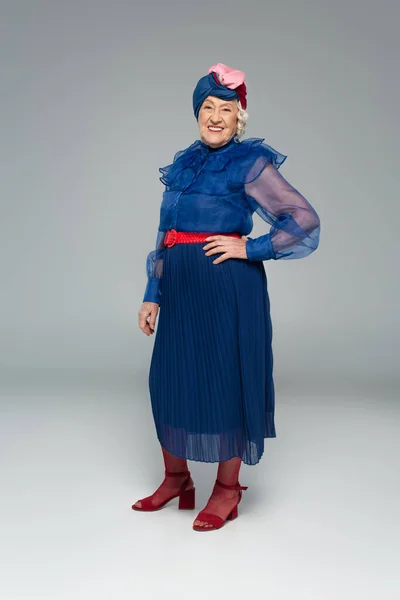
[143,228,166,305]
[244,158,320,261]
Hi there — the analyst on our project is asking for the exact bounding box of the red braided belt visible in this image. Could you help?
[164,229,241,248]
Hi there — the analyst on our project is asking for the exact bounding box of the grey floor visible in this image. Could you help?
[1,379,398,600]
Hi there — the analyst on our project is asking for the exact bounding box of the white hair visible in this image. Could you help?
[235,100,248,140]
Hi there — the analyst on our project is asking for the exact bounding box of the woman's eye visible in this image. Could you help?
[202,105,230,112]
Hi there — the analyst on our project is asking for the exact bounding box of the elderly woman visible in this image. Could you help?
[134,63,320,532]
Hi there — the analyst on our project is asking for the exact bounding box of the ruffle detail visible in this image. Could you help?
[225,138,288,186]
[158,137,287,189]
[159,140,206,187]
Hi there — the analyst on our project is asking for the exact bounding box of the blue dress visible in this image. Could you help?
[143,135,320,465]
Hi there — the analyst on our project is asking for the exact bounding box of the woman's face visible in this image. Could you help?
[198,96,239,148]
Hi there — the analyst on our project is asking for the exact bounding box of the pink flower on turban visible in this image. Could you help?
[208,63,247,110]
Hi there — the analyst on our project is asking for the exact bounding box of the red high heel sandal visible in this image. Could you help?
[192,479,248,532]
[131,470,196,512]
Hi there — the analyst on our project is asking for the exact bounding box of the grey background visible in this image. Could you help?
[1,1,399,599]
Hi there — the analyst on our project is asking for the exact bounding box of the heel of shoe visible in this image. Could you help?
[228,505,238,520]
[178,487,195,510]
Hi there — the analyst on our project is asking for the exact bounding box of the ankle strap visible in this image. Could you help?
[215,479,248,491]
[165,470,191,477]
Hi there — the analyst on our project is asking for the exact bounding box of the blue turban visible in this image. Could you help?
[192,73,240,120]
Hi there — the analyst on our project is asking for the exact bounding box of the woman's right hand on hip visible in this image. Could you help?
[138,302,159,336]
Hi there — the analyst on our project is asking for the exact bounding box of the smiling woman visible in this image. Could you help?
[135,62,321,532]
[198,96,243,148]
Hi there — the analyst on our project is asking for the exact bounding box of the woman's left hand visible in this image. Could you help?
[202,235,249,264]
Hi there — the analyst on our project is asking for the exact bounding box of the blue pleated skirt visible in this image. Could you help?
[148,241,276,466]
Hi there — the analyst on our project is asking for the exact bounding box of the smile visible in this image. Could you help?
[208,126,224,132]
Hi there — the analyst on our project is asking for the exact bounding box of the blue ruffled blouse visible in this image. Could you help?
[143,136,320,305]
